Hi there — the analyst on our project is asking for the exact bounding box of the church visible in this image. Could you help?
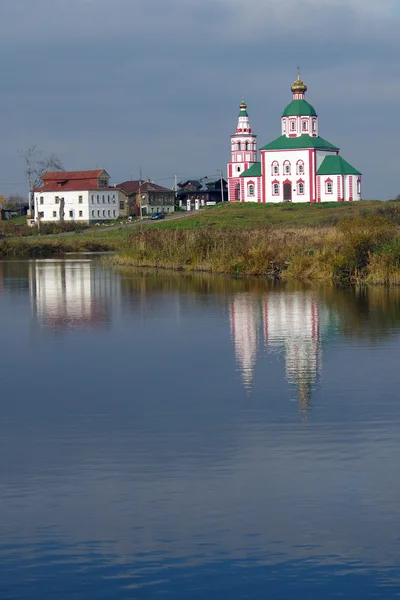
[227,73,362,204]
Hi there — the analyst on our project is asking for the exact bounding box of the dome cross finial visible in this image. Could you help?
[291,68,307,96]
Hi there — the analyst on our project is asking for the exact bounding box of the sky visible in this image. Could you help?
[0,0,399,199]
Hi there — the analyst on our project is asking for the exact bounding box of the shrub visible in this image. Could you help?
[334,214,396,281]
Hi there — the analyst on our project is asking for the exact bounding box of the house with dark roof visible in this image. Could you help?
[32,169,126,223]
[116,179,175,216]
[227,73,361,203]
[176,177,228,210]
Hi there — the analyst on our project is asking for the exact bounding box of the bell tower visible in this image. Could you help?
[227,100,257,202]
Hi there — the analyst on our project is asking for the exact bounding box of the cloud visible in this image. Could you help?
[0,0,399,198]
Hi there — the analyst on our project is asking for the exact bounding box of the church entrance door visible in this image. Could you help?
[283,183,292,202]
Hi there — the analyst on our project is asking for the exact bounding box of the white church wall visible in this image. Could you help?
[262,149,311,203]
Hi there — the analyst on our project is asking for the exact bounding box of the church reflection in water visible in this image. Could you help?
[28,259,120,331]
[230,291,332,412]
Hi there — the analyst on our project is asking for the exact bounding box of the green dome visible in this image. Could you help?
[282,99,317,117]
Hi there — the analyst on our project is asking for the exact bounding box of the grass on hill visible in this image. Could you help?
[152,200,389,230]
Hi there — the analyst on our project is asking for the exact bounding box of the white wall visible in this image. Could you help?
[262,149,311,203]
[241,176,262,202]
[34,189,122,222]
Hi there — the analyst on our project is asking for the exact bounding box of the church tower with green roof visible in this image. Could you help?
[227,73,362,204]
[227,100,258,202]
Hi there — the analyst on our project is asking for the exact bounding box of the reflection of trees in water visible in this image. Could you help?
[317,286,400,342]
[119,268,279,298]
[0,261,30,293]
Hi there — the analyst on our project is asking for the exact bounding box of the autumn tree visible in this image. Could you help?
[20,146,64,214]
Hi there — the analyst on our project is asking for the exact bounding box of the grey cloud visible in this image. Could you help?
[0,0,398,198]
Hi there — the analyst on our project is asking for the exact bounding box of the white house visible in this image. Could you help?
[227,73,362,204]
[33,169,126,223]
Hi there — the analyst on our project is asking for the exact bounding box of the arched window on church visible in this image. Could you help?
[245,142,249,150]
[297,182,305,195]
[237,141,241,150]
[271,161,279,176]
[325,180,333,194]
[235,183,241,201]
[284,161,291,175]
[272,183,279,196]
[297,160,304,175]
[248,184,255,196]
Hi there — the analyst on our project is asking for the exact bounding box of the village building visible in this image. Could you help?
[116,179,175,216]
[32,169,126,223]
[176,177,228,210]
[227,73,362,203]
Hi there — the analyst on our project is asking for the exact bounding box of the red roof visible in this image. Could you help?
[43,169,109,181]
[34,169,112,192]
[116,180,173,195]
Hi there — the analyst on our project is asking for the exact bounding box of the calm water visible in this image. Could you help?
[1,258,400,599]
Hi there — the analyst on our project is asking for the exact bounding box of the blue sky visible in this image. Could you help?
[0,0,399,199]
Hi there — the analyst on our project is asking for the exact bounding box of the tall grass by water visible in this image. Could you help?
[115,214,400,284]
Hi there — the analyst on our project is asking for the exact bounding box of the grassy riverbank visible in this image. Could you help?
[4,202,400,284]
[115,210,400,285]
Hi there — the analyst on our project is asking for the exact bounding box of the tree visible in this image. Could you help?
[20,146,64,215]
[5,194,25,209]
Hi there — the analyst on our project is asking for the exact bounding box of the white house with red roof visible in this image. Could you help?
[227,73,362,204]
[33,169,126,223]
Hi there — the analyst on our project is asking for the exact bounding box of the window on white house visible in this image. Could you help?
[298,182,304,194]
[326,181,333,194]
[273,183,279,195]
[284,162,291,175]
[97,210,100,217]
[108,195,110,203]
[248,184,255,196]
[38,211,44,218]
[55,197,59,204]
[40,197,44,204]
[97,195,99,203]
[103,210,105,217]
[52,211,57,217]
[112,195,115,202]
[113,210,116,217]
[78,196,83,203]
[79,211,83,217]
[92,210,95,217]
[69,210,73,217]
[108,210,110,216]
[119,201,124,210]
[91,195,94,202]
[272,162,279,175]
[102,195,105,203]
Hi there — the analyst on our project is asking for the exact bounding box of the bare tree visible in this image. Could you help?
[6,194,25,209]
[20,146,64,216]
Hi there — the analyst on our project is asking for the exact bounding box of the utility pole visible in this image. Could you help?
[138,167,143,219]
[219,169,224,203]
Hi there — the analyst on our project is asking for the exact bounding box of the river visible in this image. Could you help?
[1,258,400,598]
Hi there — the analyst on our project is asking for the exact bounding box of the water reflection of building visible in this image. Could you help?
[230,293,263,390]
[29,260,120,330]
[263,293,323,413]
[230,290,330,411]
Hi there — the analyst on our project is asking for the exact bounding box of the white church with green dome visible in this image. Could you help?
[227,73,362,203]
